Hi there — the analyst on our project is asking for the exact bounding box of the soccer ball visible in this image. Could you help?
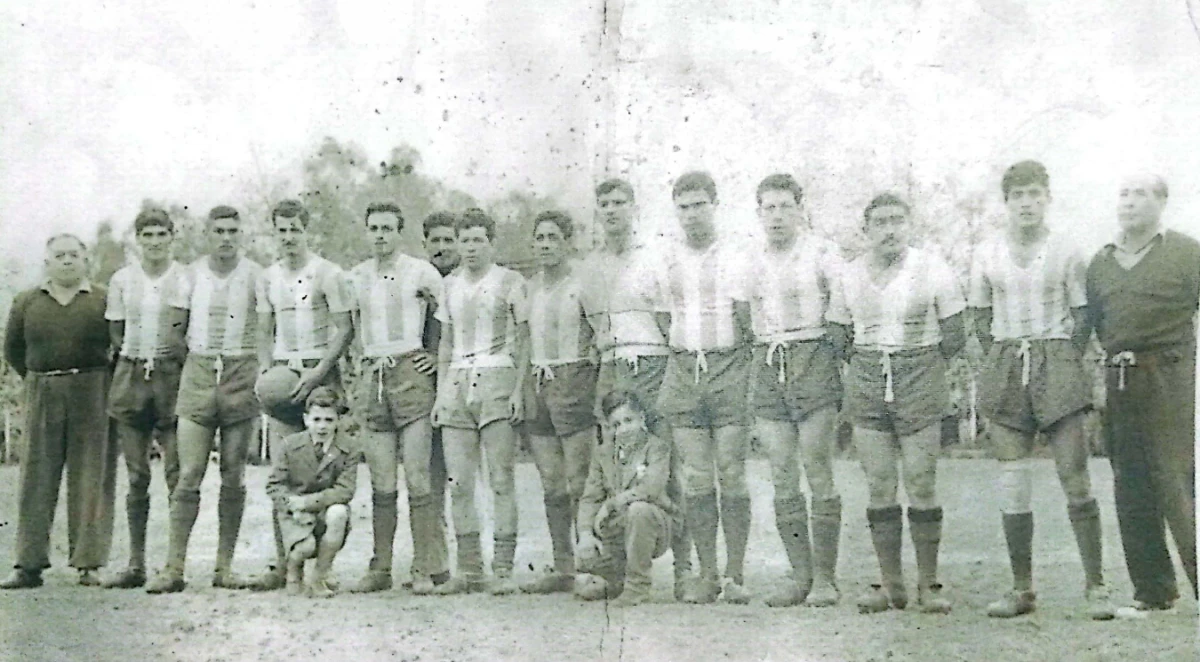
[255,366,304,425]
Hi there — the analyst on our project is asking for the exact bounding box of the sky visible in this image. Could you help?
[3,0,1200,267]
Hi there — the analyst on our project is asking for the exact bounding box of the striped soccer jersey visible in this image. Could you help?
[827,245,966,350]
[578,245,669,362]
[528,261,594,366]
[659,241,751,352]
[171,257,261,356]
[105,261,187,359]
[350,253,443,358]
[969,232,1087,341]
[747,234,841,343]
[436,264,528,368]
[256,255,352,361]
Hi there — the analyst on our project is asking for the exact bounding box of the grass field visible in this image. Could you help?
[0,458,1195,662]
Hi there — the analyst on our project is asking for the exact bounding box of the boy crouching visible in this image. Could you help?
[266,387,358,597]
[575,391,681,607]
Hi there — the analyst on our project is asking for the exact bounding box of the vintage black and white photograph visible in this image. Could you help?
[1,1,1198,660]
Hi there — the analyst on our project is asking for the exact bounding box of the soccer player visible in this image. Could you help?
[520,210,599,594]
[266,387,357,598]
[145,205,261,593]
[348,202,448,594]
[1,235,118,589]
[431,208,529,596]
[1085,173,1198,612]
[575,391,681,607]
[250,199,354,591]
[103,208,188,589]
[970,162,1113,619]
[579,177,693,600]
[656,171,754,605]
[746,174,844,608]
[826,193,965,615]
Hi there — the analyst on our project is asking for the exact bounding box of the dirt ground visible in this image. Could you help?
[0,458,1195,662]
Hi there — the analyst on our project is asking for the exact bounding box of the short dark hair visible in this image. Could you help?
[208,205,240,221]
[756,174,803,206]
[272,199,310,228]
[304,386,347,414]
[532,210,574,241]
[365,202,405,229]
[1001,161,1050,200]
[134,208,174,234]
[863,193,911,225]
[422,211,458,238]
[45,233,87,252]
[599,389,660,432]
[672,171,717,202]
[457,208,496,241]
[595,178,635,202]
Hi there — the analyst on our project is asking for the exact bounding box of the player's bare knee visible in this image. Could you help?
[290,538,316,561]
[806,472,838,502]
[717,467,748,498]
[905,473,938,509]
[1057,466,1092,504]
[325,504,349,528]
[176,464,206,492]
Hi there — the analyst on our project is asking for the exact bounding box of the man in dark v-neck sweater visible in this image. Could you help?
[1,234,118,589]
[1085,174,1199,612]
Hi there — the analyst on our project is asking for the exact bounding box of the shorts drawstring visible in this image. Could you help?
[286,357,305,372]
[1018,340,1032,387]
[143,357,155,381]
[766,342,787,384]
[1110,351,1137,391]
[372,356,398,401]
[532,364,556,393]
[881,352,895,404]
[619,356,640,375]
[693,350,709,385]
[214,355,224,384]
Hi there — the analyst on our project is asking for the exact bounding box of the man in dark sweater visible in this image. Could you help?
[1085,174,1199,613]
[1,234,119,589]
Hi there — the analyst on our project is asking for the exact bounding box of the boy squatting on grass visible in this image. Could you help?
[265,387,358,598]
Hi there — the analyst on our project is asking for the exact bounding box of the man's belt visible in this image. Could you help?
[31,366,107,377]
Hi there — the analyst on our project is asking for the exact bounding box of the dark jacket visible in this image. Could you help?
[266,430,358,513]
[579,433,678,530]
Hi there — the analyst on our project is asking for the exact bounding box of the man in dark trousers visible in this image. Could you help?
[2,234,119,588]
[1085,173,1198,613]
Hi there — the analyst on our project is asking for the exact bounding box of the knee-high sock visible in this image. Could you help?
[215,485,245,572]
[908,506,944,588]
[127,493,150,568]
[409,492,443,579]
[810,496,842,588]
[774,496,812,590]
[370,491,398,574]
[1002,511,1034,591]
[1068,499,1103,589]
[867,505,904,588]
[492,534,517,578]
[686,492,720,581]
[721,495,752,585]
[456,533,483,580]
[544,494,575,575]
[166,489,201,571]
